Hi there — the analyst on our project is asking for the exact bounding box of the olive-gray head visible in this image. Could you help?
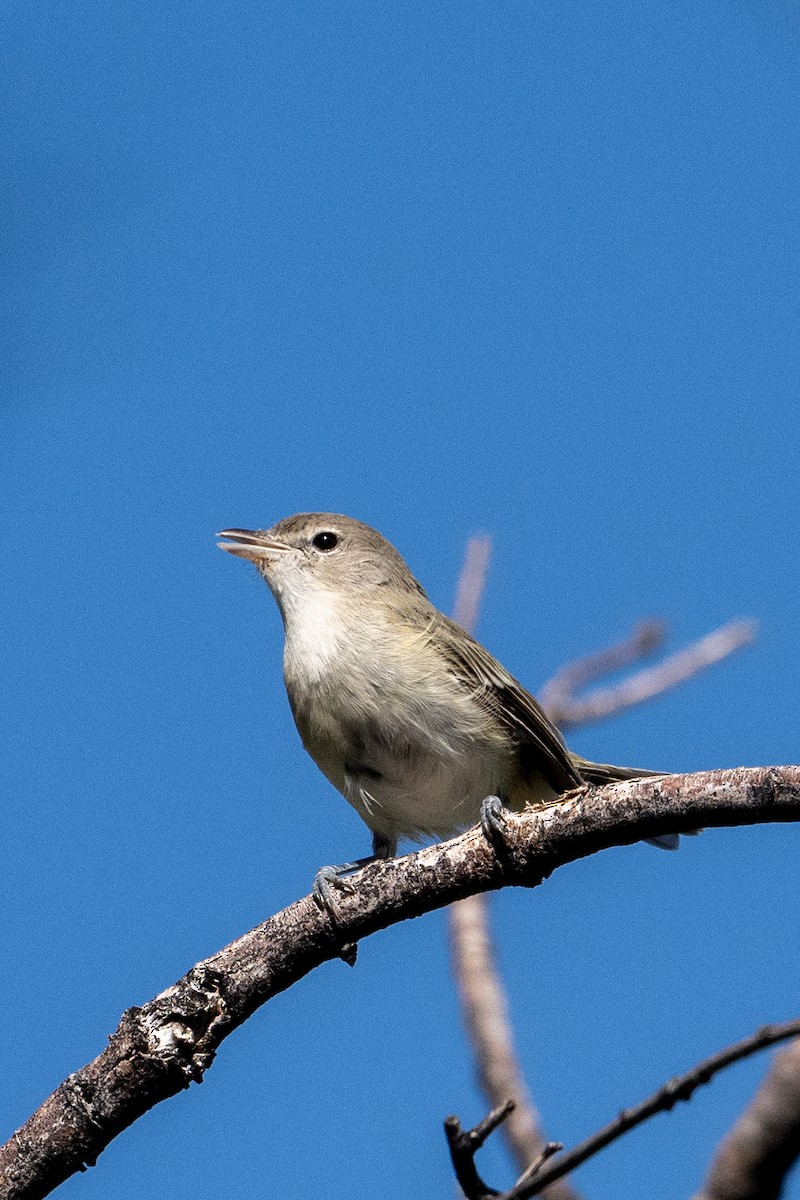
[217,513,426,624]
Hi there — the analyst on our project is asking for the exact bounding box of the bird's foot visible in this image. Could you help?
[480,795,514,858]
[312,860,366,911]
[312,834,396,914]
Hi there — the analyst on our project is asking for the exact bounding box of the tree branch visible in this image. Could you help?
[445,1019,800,1200]
[2,767,799,1200]
[452,534,492,637]
[448,896,577,1198]
[539,619,756,729]
[692,1035,800,1200]
[445,1100,518,1199]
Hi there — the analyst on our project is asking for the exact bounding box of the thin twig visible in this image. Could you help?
[540,619,757,729]
[448,896,572,1191]
[513,1142,564,1189]
[544,619,668,695]
[449,538,576,1198]
[445,1101,514,1199]
[3,767,800,1200]
[517,1019,800,1198]
[446,1019,800,1200]
[692,1036,800,1200]
[452,535,492,637]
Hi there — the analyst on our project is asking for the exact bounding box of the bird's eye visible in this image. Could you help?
[312,531,339,552]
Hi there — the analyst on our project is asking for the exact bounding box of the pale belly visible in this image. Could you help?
[291,684,516,847]
[337,743,511,845]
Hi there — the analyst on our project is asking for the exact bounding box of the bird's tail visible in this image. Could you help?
[572,757,681,850]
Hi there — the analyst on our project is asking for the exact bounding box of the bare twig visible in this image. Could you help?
[445,1100,515,1199]
[514,1142,564,1189]
[446,1019,800,1200]
[540,619,757,729]
[3,766,799,1200]
[452,535,492,637]
[449,539,575,1197]
[693,1036,800,1200]
[448,897,572,1193]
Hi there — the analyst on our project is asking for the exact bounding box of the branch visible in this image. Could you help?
[2,767,799,1200]
[692,1036,800,1200]
[448,897,573,1192]
[539,619,756,729]
[445,1100,518,1199]
[445,1019,800,1200]
[452,534,492,638]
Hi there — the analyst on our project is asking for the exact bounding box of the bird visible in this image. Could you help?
[217,513,672,905]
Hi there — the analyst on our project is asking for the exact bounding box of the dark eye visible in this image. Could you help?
[312,530,339,552]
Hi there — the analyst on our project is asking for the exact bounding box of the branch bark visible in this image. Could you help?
[2,766,799,1200]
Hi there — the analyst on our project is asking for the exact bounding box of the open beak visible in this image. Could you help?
[216,528,292,563]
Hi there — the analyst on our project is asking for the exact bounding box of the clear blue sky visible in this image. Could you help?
[3,2,800,1197]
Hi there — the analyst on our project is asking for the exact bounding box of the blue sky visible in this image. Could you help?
[3,1,800,1197]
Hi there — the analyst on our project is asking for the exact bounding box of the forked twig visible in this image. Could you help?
[540,618,757,729]
[446,1020,800,1200]
[445,1100,516,1199]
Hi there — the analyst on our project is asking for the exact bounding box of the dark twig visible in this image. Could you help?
[540,619,756,729]
[513,1142,564,1189]
[4,767,800,1200]
[445,1101,515,1199]
[445,1019,800,1200]
[449,540,577,1198]
[693,1035,800,1200]
[447,895,576,1194]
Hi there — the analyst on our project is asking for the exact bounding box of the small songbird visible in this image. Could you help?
[218,514,671,904]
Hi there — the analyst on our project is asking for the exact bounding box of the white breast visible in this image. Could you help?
[344,745,509,844]
[281,587,345,685]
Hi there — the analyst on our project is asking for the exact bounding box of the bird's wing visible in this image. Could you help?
[432,613,583,793]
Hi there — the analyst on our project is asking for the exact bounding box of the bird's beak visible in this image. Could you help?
[216,529,292,563]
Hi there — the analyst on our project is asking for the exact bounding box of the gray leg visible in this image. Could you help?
[480,795,513,856]
[371,832,395,860]
[312,832,398,912]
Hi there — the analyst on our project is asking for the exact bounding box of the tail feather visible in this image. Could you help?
[573,757,664,787]
[572,757,692,851]
[647,833,681,850]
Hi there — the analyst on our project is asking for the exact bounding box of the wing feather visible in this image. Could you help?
[431,613,582,793]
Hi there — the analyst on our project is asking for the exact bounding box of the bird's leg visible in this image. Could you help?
[480,794,514,857]
[312,832,396,912]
